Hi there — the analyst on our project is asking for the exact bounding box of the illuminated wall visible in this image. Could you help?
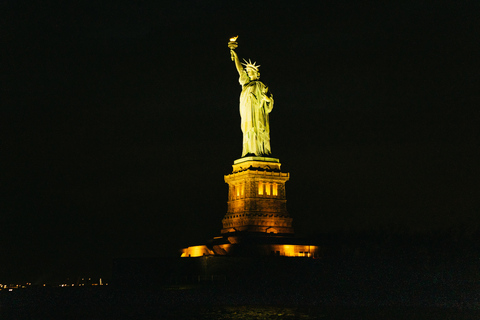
[181,243,321,258]
[180,245,214,257]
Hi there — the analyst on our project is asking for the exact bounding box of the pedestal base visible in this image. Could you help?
[222,157,293,234]
[180,232,320,258]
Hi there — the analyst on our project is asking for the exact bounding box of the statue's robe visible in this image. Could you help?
[239,70,274,157]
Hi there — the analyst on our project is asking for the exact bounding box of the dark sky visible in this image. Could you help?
[2,1,479,281]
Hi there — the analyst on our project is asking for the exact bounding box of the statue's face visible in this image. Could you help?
[247,69,259,80]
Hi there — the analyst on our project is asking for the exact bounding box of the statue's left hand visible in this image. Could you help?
[263,86,271,96]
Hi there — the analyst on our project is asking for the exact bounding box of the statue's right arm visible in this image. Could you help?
[231,50,243,76]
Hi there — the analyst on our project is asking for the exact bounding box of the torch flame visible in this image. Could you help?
[229,36,238,42]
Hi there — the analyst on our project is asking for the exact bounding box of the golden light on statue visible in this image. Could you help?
[228,35,238,50]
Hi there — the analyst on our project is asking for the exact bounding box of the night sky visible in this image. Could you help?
[2,1,479,281]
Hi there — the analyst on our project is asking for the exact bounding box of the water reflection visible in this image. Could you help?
[190,306,319,319]
[160,306,480,320]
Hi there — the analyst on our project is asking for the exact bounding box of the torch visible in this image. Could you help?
[228,36,238,60]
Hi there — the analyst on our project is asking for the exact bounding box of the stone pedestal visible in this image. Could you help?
[222,157,294,234]
[180,157,319,258]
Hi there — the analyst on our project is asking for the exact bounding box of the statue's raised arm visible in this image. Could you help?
[231,50,243,76]
[227,37,274,157]
[228,36,243,76]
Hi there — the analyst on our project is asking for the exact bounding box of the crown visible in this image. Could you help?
[242,59,260,71]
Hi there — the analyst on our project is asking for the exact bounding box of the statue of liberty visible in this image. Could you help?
[230,42,274,157]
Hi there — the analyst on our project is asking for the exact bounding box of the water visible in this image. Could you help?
[2,286,479,319]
